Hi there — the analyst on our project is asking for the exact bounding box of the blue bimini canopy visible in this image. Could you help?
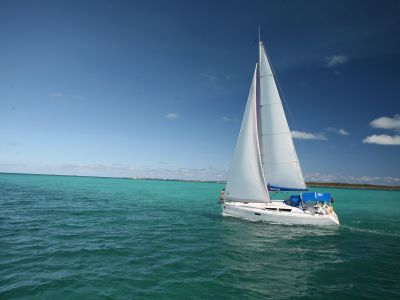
[300,192,331,203]
[288,195,301,206]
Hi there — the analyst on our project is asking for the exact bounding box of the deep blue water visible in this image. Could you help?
[1,173,399,299]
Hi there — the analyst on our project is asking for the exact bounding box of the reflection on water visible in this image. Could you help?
[215,208,400,299]
[216,219,341,299]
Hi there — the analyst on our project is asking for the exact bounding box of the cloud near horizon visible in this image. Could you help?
[0,162,227,181]
[304,172,400,186]
[291,130,327,140]
[1,162,399,186]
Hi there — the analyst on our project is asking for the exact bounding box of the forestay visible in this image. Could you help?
[225,64,270,203]
[258,42,307,191]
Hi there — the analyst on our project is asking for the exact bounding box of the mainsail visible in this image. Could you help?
[258,42,307,191]
[225,64,270,203]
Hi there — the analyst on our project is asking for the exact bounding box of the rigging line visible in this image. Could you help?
[254,63,268,194]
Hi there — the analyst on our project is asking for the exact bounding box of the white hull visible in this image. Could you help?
[221,201,339,226]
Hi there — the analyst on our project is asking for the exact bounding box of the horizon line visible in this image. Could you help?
[1,171,400,189]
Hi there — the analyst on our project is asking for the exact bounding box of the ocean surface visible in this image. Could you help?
[1,173,399,299]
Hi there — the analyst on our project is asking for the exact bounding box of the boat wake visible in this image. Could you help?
[340,225,400,238]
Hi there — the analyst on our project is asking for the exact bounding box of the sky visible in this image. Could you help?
[1,0,400,184]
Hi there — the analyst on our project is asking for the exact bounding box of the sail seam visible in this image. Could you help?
[263,160,300,164]
[260,73,273,77]
[262,131,291,135]
[260,101,281,106]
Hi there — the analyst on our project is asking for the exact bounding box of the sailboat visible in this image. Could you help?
[220,36,339,226]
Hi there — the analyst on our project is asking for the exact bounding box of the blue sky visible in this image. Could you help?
[1,0,400,184]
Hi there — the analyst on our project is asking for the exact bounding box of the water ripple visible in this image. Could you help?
[1,174,400,299]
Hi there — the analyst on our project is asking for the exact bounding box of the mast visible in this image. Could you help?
[257,29,264,180]
[255,26,269,197]
[255,63,268,197]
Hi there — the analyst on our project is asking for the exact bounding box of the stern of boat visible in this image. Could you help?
[329,210,340,225]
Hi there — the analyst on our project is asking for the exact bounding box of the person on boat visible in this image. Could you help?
[218,188,225,203]
[322,203,329,215]
[299,199,305,210]
[317,202,324,215]
[330,197,334,208]
[329,197,335,213]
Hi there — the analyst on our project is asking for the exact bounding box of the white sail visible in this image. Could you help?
[258,42,307,190]
[225,64,270,203]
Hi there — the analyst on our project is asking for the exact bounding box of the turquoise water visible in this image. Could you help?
[1,173,399,299]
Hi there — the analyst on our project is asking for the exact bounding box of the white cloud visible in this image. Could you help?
[324,55,349,67]
[221,116,231,122]
[370,114,400,132]
[363,134,400,145]
[201,73,217,81]
[291,130,327,140]
[164,112,179,119]
[337,129,350,135]
[326,127,350,135]
[364,115,400,145]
